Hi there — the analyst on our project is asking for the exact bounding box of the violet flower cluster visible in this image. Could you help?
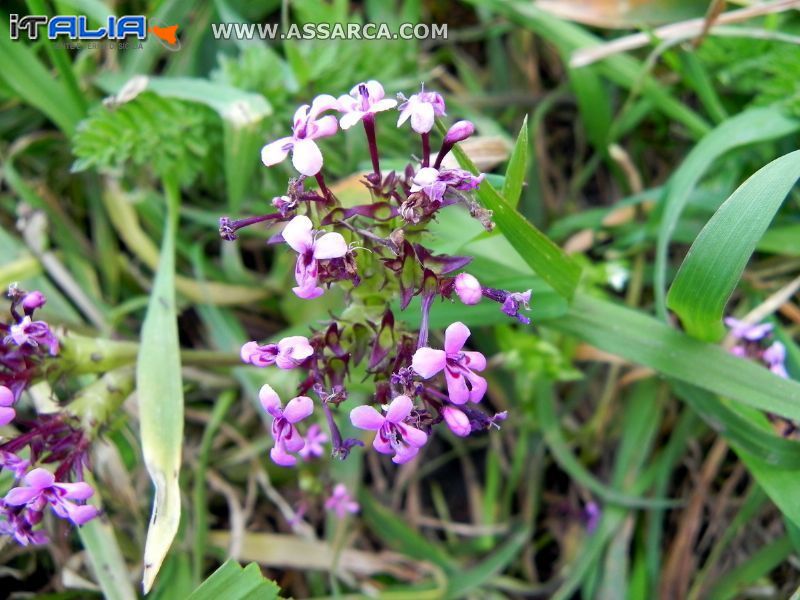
[0,285,98,546]
[725,317,789,379]
[222,81,529,466]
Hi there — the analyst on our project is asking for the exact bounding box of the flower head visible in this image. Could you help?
[338,81,398,130]
[5,316,59,355]
[412,322,487,405]
[409,167,484,205]
[763,341,789,379]
[443,120,475,145]
[21,292,46,313]
[282,215,348,299]
[299,424,328,460]
[442,405,471,437]
[397,86,446,134]
[261,94,339,176]
[324,483,359,518]
[4,468,97,525]
[241,335,314,369]
[0,385,15,427]
[725,317,773,342]
[501,290,532,325]
[350,395,428,464]
[454,273,482,305]
[259,384,314,467]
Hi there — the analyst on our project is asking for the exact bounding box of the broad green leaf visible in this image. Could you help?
[667,149,800,341]
[542,293,800,423]
[446,128,582,300]
[654,107,800,317]
[501,116,529,208]
[138,178,185,593]
[187,559,279,600]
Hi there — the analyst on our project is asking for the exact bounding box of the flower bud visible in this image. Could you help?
[444,120,475,145]
[21,291,46,313]
[442,405,471,437]
[454,273,482,305]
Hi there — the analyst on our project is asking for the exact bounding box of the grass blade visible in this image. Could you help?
[667,149,800,341]
[501,116,529,209]
[654,107,799,318]
[137,177,185,593]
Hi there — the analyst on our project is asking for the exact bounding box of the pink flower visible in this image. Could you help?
[259,384,314,467]
[261,95,339,176]
[350,395,428,464]
[4,468,97,525]
[0,385,15,427]
[21,291,46,313]
[454,273,482,305]
[338,81,398,130]
[324,483,359,518]
[240,335,314,368]
[282,215,348,299]
[397,86,446,134]
[442,405,471,437]
[443,120,475,144]
[412,322,487,405]
[299,424,328,460]
[6,316,59,355]
[410,167,484,203]
[0,451,29,478]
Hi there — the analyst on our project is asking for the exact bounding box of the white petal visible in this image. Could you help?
[261,137,293,166]
[313,232,348,260]
[282,215,314,254]
[291,138,324,176]
[410,101,435,134]
[339,110,364,130]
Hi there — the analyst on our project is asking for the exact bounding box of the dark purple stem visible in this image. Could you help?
[315,172,332,203]
[219,213,282,241]
[363,114,381,178]
[433,140,453,170]
[421,133,430,168]
[322,400,344,455]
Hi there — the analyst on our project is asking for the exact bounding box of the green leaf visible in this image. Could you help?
[542,293,800,423]
[445,127,582,300]
[501,116,529,208]
[188,559,279,600]
[138,178,185,593]
[667,149,800,341]
[78,512,137,600]
[654,107,800,317]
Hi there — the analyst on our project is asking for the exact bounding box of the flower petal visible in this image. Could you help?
[463,351,486,372]
[442,406,471,437]
[258,384,282,417]
[308,94,339,120]
[411,347,446,378]
[282,424,306,452]
[466,372,488,404]
[398,423,428,447]
[282,215,314,254]
[55,481,94,501]
[283,396,314,423]
[370,98,398,113]
[261,137,293,166]
[0,407,15,427]
[0,386,14,407]
[313,232,348,260]
[410,101,435,133]
[293,284,324,299]
[4,487,40,506]
[350,405,385,430]
[372,432,393,455]
[339,110,365,130]
[24,468,55,490]
[444,321,471,355]
[276,336,314,368]
[385,395,413,424]
[310,115,338,139]
[392,445,420,464]
[291,138,324,176]
[270,444,297,467]
[66,503,98,525]
[444,369,470,405]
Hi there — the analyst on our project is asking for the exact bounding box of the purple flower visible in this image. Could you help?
[501,290,532,325]
[454,273,482,305]
[0,505,48,546]
[397,86,446,134]
[282,215,348,299]
[4,468,97,525]
[21,292,46,313]
[338,81,398,130]
[442,405,471,437]
[261,94,339,176]
[350,395,428,464]
[324,483,359,518]
[0,385,15,427]
[410,167,484,203]
[412,322,487,405]
[764,342,789,379]
[725,317,773,342]
[299,424,328,460]
[443,120,475,144]
[259,384,314,467]
[584,501,601,533]
[0,451,29,479]
[241,335,314,369]
[5,316,59,355]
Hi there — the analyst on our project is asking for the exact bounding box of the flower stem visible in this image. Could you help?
[315,172,333,203]
[421,133,430,168]
[363,115,381,178]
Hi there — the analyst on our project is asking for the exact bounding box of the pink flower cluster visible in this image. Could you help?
[223,81,528,468]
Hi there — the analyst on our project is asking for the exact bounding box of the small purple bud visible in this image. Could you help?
[442,405,471,437]
[444,120,475,145]
[454,273,482,305]
[21,291,46,313]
